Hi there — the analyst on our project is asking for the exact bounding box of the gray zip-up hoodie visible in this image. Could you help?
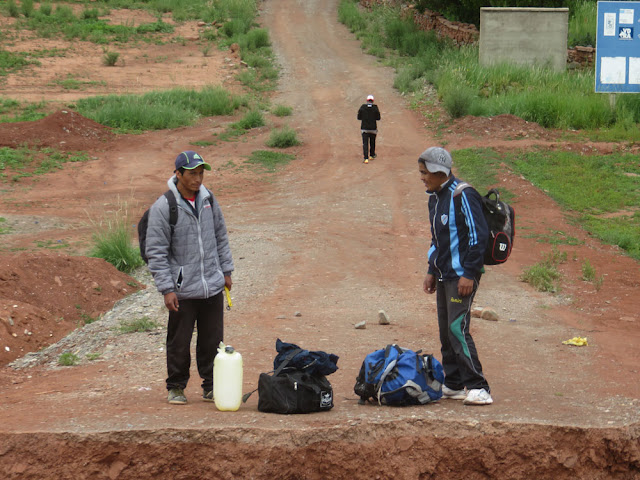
[145,176,234,299]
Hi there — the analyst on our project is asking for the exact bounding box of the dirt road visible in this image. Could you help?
[0,0,638,478]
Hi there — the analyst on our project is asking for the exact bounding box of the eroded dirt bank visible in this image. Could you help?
[2,421,639,479]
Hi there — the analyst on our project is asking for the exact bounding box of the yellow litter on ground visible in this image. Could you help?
[562,336,588,346]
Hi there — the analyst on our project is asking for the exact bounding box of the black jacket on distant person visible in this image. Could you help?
[357,103,381,132]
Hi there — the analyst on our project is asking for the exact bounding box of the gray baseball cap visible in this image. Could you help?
[418,147,452,175]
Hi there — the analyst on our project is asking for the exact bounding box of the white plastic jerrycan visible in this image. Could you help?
[213,342,243,411]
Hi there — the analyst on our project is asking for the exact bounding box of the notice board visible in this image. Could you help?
[596,1,640,92]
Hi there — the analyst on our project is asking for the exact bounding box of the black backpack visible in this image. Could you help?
[138,190,215,264]
[454,183,515,265]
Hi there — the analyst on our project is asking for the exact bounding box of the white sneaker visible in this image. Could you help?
[463,388,493,405]
[442,385,467,400]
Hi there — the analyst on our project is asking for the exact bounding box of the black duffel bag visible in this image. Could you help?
[244,348,334,414]
[258,369,333,414]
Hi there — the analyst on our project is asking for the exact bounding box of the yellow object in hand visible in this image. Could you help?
[562,336,588,346]
[225,286,233,310]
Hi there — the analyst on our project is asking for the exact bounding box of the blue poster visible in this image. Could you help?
[596,1,640,92]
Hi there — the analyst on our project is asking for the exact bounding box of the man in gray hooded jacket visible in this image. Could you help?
[145,150,234,405]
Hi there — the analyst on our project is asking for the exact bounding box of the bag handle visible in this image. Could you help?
[273,348,304,376]
[485,188,500,203]
[241,348,303,403]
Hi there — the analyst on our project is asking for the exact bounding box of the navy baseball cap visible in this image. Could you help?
[174,151,211,172]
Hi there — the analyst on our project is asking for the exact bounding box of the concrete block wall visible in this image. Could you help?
[479,8,569,71]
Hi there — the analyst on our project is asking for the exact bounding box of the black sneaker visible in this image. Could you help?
[203,389,214,402]
[167,388,187,405]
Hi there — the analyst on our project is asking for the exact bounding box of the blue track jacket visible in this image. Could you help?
[427,176,488,281]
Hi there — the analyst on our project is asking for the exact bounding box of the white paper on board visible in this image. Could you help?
[601,56,626,84]
[604,12,616,36]
[619,8,634,24]
[629,57,640,84]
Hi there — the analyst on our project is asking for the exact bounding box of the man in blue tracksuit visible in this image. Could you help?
[419,147,493,406]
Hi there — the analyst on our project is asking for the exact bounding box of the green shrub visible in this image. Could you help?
[21,0,34,18]
[223,18,250,37]
[54,5,75,22]
[232,110,265,130]
[119,317,159,333]
[520,248,566,293]
[200,42,214,57]
[266,126,301,148]
[567,0,597,47]
[102,50,120,66]
[240,28,270,51]
[39,3,52,16]
[581,258,596,282]
[136,20,174,34]
[272,104,293,117]
[441,85,476,119]
[81,8,100,20]
[58,352,80,366]
[7,0,20,17]
[89,201,143,273]
[338,0,367,33]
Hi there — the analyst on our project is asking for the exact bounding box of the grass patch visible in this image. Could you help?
[16,9,174,45]
[453,147,640,260]
[75,87,248,132]
[191,140,216,147]
[118,316,159,333]
[0,146,88,182]
[0,49,40,76]
[35,239,69,249]
[0,98,48,123]
[80,313,98,325]
[0,217,10,235]
[49,74,106,90]
[58,352,80,366]
[246,150,295,172]
[444,148,515,202]
[521,248,566,293]
[272,104,293,117]
[88,199,144,273]
[522,229,583,246]
[266,126,301,148]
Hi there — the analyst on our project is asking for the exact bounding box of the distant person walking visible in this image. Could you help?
[357,94,381,164]
[145,150,234,405]
[419,147,493,406]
